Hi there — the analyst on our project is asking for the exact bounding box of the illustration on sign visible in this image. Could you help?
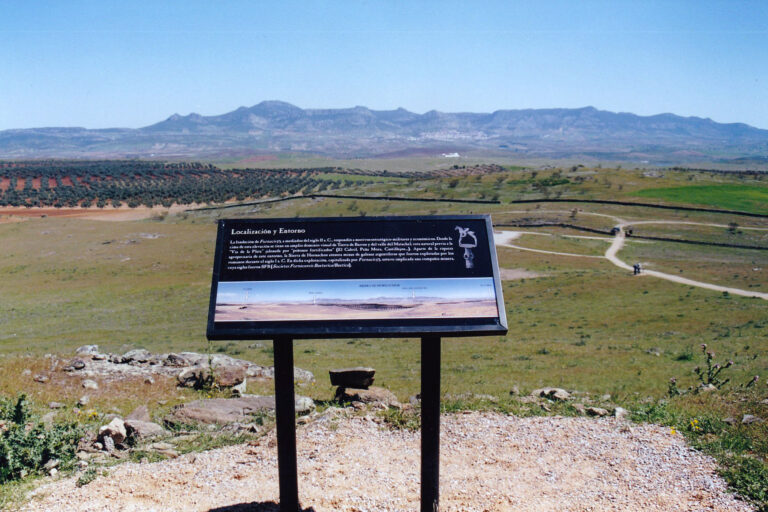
[455,226,477,269]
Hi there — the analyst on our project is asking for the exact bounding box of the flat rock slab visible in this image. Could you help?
[336,386,400,408]
[166,396,276,425]
[329,367,375,389]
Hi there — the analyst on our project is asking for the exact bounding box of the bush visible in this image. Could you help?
[0,395,83,483]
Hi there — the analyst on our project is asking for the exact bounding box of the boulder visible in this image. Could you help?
[329,367,375,389]
[48,402,66,409]
[33,374,50,383]
[571,403,586,415]
[77,396,90,407]
[213,364,247,388]
[531,388,571,401]
[587,407,609,417]
[742,414,763,425]
[294,396,315,414]
[125,419,167,440]
[166,396,277,425]
[98,417,127,445]
[122,349,152,364]
[63,358,86,372]
[126,405,151,423]
[82,379,99,390]
[336,386,400,408]
[76,345,100,356]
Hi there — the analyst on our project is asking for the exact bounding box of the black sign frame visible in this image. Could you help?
[206,214,508,340]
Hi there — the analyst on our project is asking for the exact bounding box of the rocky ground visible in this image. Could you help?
[19,411,754,512]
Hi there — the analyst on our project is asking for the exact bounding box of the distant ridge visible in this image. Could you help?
[2,101,767,163]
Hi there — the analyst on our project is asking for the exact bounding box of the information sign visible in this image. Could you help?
[207,215,507,339]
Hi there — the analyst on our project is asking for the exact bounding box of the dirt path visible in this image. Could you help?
[20,412,752,512]
[607,225,768,300]
[496,228,768,300]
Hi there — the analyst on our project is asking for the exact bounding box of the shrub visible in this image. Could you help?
[0,395,83,483]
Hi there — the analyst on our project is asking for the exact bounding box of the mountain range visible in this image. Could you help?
[2,101,767,163]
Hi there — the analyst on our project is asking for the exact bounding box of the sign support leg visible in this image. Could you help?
[273,337,300,512]
[421,335,441,512]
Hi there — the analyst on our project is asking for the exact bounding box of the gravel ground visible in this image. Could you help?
[19,412,753,512]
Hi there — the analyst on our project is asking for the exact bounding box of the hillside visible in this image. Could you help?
[2,102,768,162]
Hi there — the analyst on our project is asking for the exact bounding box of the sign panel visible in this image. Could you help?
[207,215,507,339]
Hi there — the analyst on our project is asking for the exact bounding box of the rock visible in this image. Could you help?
[600,394,612,402]
[213,364,247,388]
[126,405,151,422]
[164,352,202,367]
[177,367,204,388]
[98,417,127,445]
[531,388,571,401]
[149,442,179,458]
[571,403,586,415]
[587,407,609,417]
[48,468,58,477]
[329,367,375,389]
[82,379,99,390]
[122,349,152,364]
[92,353,107,361]
[166,396,276,425]
[232,378,247,397]
[723,417,737,426]
[48,402,66,409]
[613,407,630,419]
[125,419,167,440]
[336,387,400,408]
[742,414,763,425]
[77,396,90,407]
[76,345,100,356]
[295,396,315,414]
[699,384,717,393]
[102,437,115,453]
[509,385,520,396]
[143,376,155,385]
[21,369,32,376]
[43,459,60,471]
[33,374,50,383]
[63,358,86,372]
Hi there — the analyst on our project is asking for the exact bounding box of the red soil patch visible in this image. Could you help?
[31,177,42,189]
[15,178,25,191]
[61,176,73,186]
[0,177,9,192]
[48,177,57,188]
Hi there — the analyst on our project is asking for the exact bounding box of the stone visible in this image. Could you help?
[76,345,100,356]
[214,364,247,388]
[149,442,179,458]
[98,417,127,445]
[742,414,763,425]
[102,437,115,453]
[33,374,50,383]
[600,394,612,402]
[509,385,520,396]
[122,349,152,364]
[699,384,717,393]
[723,417,737,426]
[125,419,167,440]
[165,396,276,425]
[48,402,66,409]
[21,369,32,376]
[177,367,204,388]
[43,459,60,471]
[63,358,86,372]
[329,367,375,389]
[231,378,247,397]
[571,403,586,415]
[336,386,400,408]
[531,388,571,401]
[613,407,630,419]
[587,407,609,417]
[82,379,99,390]
[126,405,151,422]
[295,396,315,414]
[144,376,155,385]
[77,396,90,407]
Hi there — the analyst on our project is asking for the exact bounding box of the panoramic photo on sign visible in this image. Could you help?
[207,215,506,339]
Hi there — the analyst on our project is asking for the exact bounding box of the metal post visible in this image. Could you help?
[273,337,300,512]
[421,336,441,512]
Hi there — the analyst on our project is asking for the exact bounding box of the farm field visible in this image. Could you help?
[0,161,767,508]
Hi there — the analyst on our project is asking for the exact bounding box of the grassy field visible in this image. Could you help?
[1,163,767,508]
[633,184,768,214]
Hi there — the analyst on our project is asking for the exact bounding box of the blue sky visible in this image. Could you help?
[2,1,767,130]
[217,278,497,303]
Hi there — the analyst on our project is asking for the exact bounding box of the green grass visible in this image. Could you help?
[633,184,768,214]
